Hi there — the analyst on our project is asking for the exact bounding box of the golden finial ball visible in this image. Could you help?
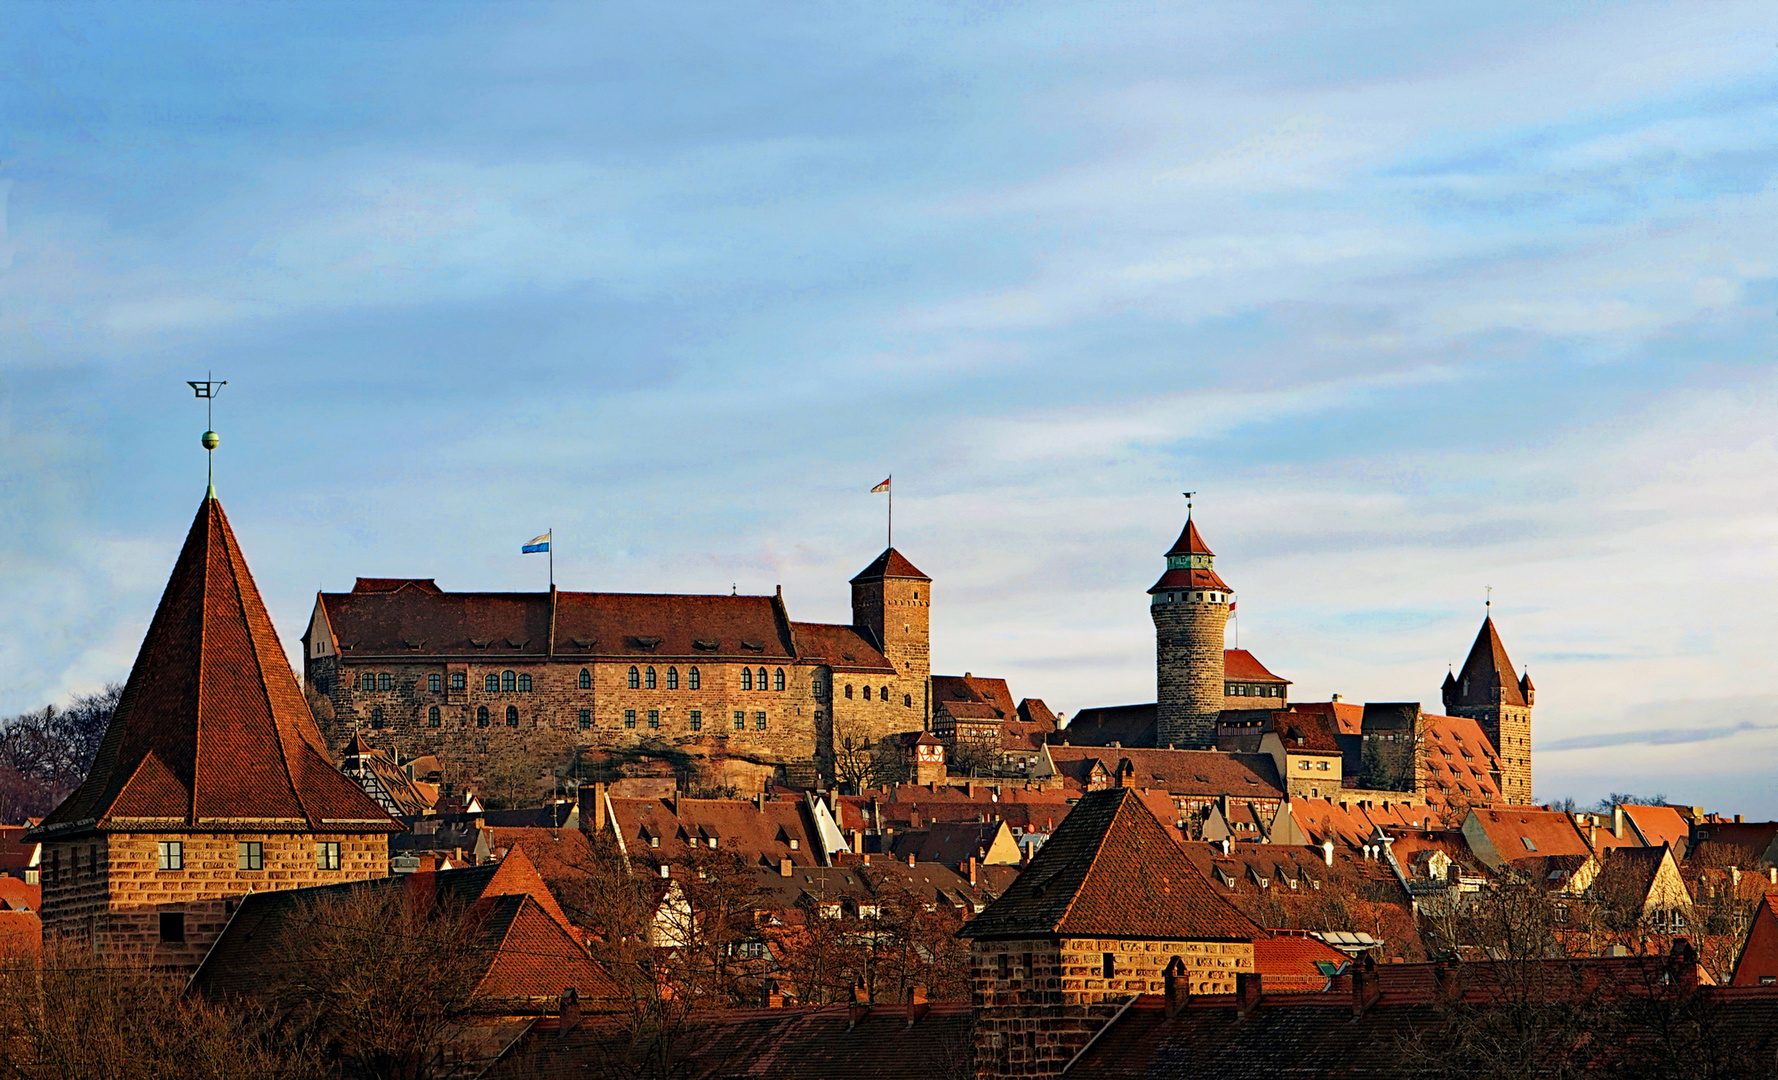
[201,430,220,451]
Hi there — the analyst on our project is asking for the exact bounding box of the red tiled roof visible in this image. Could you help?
[1420,714,1504,812]
[351,577,444,594]
[1271,711,1341,755]
[932,674,1016,719]
[34,496,399,839]
[0,910,39,959]
[1148,567,1233,594]
[1291,700,1364,736]
[1166,516,1214,558]
[0,877,39,912]
[849,548,929,582]
[1448,616,1526,710]
[1467,808,1590,868]
[1047,747,1284,799]
[1732,896,1778,986]
[1224,650,1288,684]
[1007,699,1061,752]
[1051,703,1158,747]
[1622,805,1690,852]
[1253,934,1353,992]
[961,788,1261,941]
[787,622,895,673]
[606,796,819,869]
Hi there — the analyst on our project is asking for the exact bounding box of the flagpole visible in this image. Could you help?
[549,528,554,591]
[887,475,892,549]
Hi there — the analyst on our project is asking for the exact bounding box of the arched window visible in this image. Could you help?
[844,684,854,699]
[518,673,533,692]
[645,666,657,690]
[506,706,519,727]
[358,672,373,691]
[666,667,679,690]
[578,668,592,690]
[757,667,768,690]
[628,666,640,689]
[484,674,499,693]
[377,673,392,692]
[477,706,490,727]
[501,670,516,693]
[370,707,384,729]
[428,706,441,727]
[863,685,872,701]
[773,668,785,691]
[688,667,700,690]
[879,686,888,701]
[741,668,753,691]
[903,694,912,707]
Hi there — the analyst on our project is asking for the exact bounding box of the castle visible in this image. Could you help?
[303,549,934,788]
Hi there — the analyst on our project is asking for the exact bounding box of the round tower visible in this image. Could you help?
[1149,509,1232,749]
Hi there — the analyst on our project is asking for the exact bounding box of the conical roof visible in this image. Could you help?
[33,496,400,838]
[1166,515,1214,558]
[1449,616,1526,710]
[960,787,1259,941]
[850,547,929,583]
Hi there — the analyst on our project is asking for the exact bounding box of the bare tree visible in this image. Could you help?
[0,941,317,1080]
[0,684,121,822]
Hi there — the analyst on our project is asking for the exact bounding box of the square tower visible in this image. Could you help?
[849,548,931,724]
[28,495,401,971]
[1442,615,1534,805]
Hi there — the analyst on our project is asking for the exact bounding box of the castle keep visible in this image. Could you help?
[28,495,400,971]
[304,548,932,787]
[1443,615,1535,804]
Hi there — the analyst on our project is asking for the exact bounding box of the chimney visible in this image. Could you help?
[1612,805,1625,837]
[968,856,978,886]
[1322,839,1334,867]
[1432,960,1460,1004]
[1769,868,1776,885]
[1588,822,1598,851]
[847,979,870,1029]
[863,852,872,866]
[907,852,916,867]
[762,979,784,1009]
[592,782,608,834]
[1736,814,1745,824]
[1351,956,1380,1019]
[1669,938,1701,991]
[780,857,793,878]
[906,984,930,1027]
[557,987,581,1038]
[1236,972,1263,1018]
[1163,957,1189,1018]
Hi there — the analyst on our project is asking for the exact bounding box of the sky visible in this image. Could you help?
[2,2,1775,813]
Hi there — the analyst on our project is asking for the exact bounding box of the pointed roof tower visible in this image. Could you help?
[32,495,400,839]
[1447,616,1527,711]
[1149,509,1231,595]
[959,787,1259,941]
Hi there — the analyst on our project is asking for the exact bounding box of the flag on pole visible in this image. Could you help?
[870,477,890,493]
[521,532,551,554]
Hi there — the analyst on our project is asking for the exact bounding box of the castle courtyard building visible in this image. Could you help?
[303,548,933,787]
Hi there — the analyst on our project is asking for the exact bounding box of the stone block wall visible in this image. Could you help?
[969,936,1253,1078]
[1152,601,1228,749]
[39,831,388,972]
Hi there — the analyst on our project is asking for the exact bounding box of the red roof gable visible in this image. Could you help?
[1449,616,1526,709]
[787,622,895,673]
[961,787,1261,941]
[1166,516,1214,558]
[1225,649,1288,684]
[849,548,929,582]
[34,496,399,838]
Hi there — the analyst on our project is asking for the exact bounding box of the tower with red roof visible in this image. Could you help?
[28,493,401,971]
[1149,510,1232,748]
[1441,615,1534,805]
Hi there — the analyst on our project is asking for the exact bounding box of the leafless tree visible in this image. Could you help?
[0,684,120,822]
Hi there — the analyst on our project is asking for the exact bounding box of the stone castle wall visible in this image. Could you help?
[1465,704,1532,806]
[1153,602,1228,749]
[970,936,1253,1078]
[310,652,925,791]
[39,831,388,971]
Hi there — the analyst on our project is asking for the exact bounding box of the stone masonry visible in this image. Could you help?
[1149,515,1232,749]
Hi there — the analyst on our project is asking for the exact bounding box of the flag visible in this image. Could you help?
[1228,601,1237,613]
[521,532,551,554]
[871,477,891,493]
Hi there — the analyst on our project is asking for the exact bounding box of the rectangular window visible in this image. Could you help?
[1101,953,1115,979]
[578,709,592,729]
[429,673,442,693]
[624,710,637,729]
[689,710,702,731]
[450,672,466,691]
[755,712,767,730]
[734,711,745,730]
[317,842,341,871]
[648,710,660,729]
[157,841,183,871]
[237,842,263,870]
[159,912,185,943]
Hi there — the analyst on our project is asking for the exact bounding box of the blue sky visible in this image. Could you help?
[3,2,1776,812]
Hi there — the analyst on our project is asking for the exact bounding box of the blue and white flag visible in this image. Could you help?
[521,532,551,554]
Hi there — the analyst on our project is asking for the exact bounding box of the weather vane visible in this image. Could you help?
[187,373,226,495]
[1485,585,1493,610]
[1182,491,1196,516]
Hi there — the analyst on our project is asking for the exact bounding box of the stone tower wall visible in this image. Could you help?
[1152,600,1228,749]
[38,831,388,972]
[851,575,931,724]
[970,936,1252,1078]
[1469,704,1532,805]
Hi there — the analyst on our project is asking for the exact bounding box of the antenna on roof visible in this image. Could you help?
[187,372,226,498]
